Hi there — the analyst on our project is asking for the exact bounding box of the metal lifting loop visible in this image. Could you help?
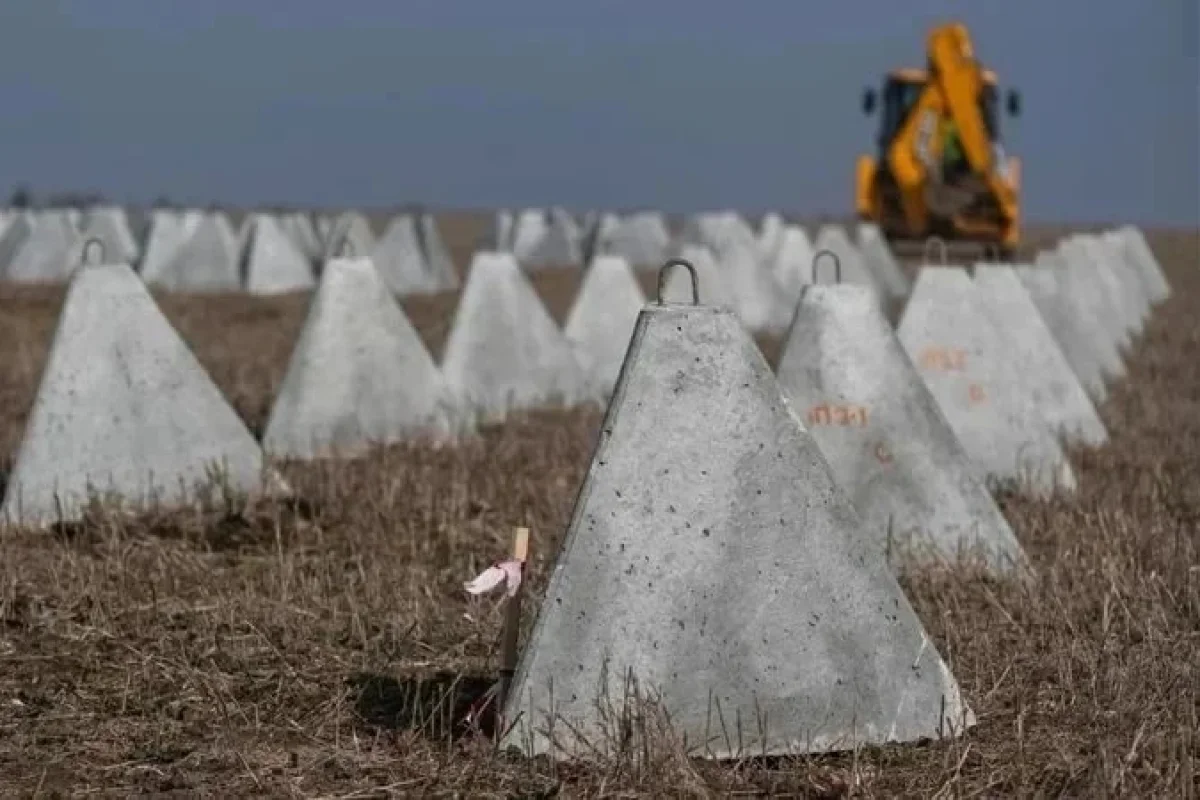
[656,258,700,306]
[924,236,948,265]
[82,237,105,267]
[810,249,842,285]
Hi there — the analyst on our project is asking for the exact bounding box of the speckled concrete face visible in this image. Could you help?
[564,255,646,401]
[503,300,972,761]
[440,251,588,424]
[241,214,314,295]
[1,263,265,527]
[897,266,1077,498]
[973,265,1108,447]
[1016,265,1112,404]
[777,283,1027,574]
[262,257,462,461]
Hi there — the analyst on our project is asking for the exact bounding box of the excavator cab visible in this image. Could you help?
[855,23,1023,258]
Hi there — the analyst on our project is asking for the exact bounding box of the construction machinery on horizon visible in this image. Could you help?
[856,22,1022,260]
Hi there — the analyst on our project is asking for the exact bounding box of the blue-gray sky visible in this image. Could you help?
[0,0,1196,225]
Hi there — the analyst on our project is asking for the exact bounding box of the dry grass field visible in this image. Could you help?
[0,216,1196,797]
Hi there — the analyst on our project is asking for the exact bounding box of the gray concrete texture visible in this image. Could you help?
[440,251,588,423]
[1014,265,1108,403]
[972,265,1109,447]
[418,214,459,291]
[776,283,1026,573]
[856,223,911,301]
[79,206,140,265]
[812,225,881,293]
[240,213,315,295]
[504,296,971,760]
[897,267,1077,497]
[1,262,264,527]
[262,257,461,460]
[661,243,732,308]
[591,211,671,267]
[5,210,81,283]
[1059,238,1141,346]
[564,254,646,399]
[149,211,241,293]
[1036,251,1128,381]
[766,225,816,331]
[1113,225,1171,303]
[514,208,583,269]
[369,215,434,295]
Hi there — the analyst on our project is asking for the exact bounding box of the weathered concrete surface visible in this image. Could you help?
[1113,226,1170,303]
[503,300,972,760]
[281,213,323,262]
[1083,233,1150,332]
[1015,265,1109,404]
[241,214,315,295]
[79,206,139,265]
[514,208,582,269]
[973,265,1108,446]
[766,225,816,331]
[1048,246,1133,356]
[370,215,432,295]
[418,214,459,290]
[138,210,198,283]
[813,225,882,292]
[717,239,778,332]
[0,212,34,274]
[1036,251,1128,382]
[857,223,910,300]
[591,211,671,267]
[149,212,240,292]
[897,267,1077,497]
[327,212,375,260]
[776,284,1027,572]
[1,263,264,527]
[1060,238,1141,346]
[441,252,588,423]
[5,211,81,283]
[262,257,460,459]
[564,254,646,398]
[758,212,786,261]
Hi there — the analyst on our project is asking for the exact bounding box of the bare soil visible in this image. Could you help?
[0,218,1196,797]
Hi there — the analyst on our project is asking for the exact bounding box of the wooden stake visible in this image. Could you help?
[497,526,529,714]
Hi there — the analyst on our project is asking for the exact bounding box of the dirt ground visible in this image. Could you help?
[0,218,1196,797]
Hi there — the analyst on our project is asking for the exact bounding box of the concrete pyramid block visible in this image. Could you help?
[494,210,515,251]
[418,214,459,290]
[1060,238,1140,346]
[0,211,35,274]
[503,289,972,759]
[776,283,1026,572]
[149,211,240,292]
[1,261,264,527]
[897,267,1076,496]
[327,212,375,260]
[857,223,910,300]
[240,214,315,295]
[813,225,882,292]
[564,254,646,398]
[263,257,461,459]
[718,240,779,332]
[79,206,139,265]
[592,211,671,266]
[973,265,1108,447]
[369,215,434,295]
[757,212,786,260]
[1014,265,1109,404]
[767,225,817,330]
[1080,234,1150,332]
[1043,250,1131,367]
[514,208,582,269]
[138,210,197,281]
[1113,226,1170,303]
[5,211,82,283]
[441,251,588,422]
[282,213,323,262]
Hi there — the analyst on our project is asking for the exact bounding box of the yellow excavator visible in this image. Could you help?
[855,22,1022,259]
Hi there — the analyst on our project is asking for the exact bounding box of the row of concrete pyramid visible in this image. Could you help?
[497,207,908,334]
[0,204,904,335]
[0,206,458,296]
[0,222,1170,760]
